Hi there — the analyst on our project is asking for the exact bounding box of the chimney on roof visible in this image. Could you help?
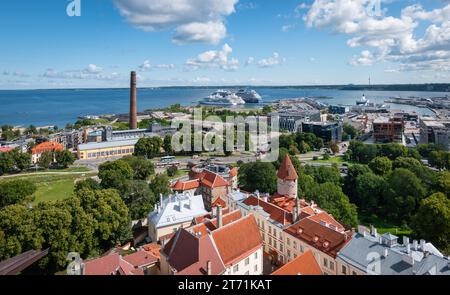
[403,236,409,246]
[188,198,192,210]
[413,240,418,251]
[370,225,377,237]
[383,248,389,258]
[406,243,411,254]
[129,71,137,130]
[179,199,183,212]
[420,239,426,251]
[217,205,223,229]
[160,194,163,209]
[206,260,212,275]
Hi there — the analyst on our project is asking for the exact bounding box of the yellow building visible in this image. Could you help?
[77,139,138,160]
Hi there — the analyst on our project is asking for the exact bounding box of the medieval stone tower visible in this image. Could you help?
[277,154,298,199]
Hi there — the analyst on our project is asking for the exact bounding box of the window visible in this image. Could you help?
[300,245,304,253]
[352,271,357,275]
[254,252,258,259]
[341,265,347,275]
[245,258,249,266]
[233,265,239,273]
[330,261,335,271]
[287,238,290,246]
[269,237,272,246]
[287,249,291,258]
[254,265,258,272]
[293,241,297,249]
[274,240,277,248]
[279,244,283,252]
[323,258,328,268]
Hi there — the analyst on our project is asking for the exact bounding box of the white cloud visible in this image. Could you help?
[2,71,30,77]
[185,43,239,71]
[83,64,103,74]
[113,0,238,44]
[281,24,296,32]
[245,57,254,66]
[156,64,176,69]
[257,52,285,68]
[139,60,151,71]
[304,0,450,72]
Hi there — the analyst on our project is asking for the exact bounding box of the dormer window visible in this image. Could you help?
[323,241,330,248]
[313,236,319,242]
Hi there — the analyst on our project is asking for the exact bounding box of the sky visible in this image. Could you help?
[0,0,449,89]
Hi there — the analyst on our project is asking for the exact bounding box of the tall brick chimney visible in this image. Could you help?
[129,71,137,130]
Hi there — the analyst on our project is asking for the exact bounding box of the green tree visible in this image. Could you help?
[163,135,173,155]
[38,151,54,169]
[436,171,450,196]
[383,168,427,223]
[122,156,155,180]
[428,150,448,170]
[303,165,341,185]
[149,173,171,197]
[121,180,156,220]
[329,140,340,154]
[0,152,15,175]
[11,150,31,171]
[343,164,372,202]
[342,123,358,141]
[354,172,386,213]
[412,193,450,253]
[238,161,277,194]
[0,179,36,208]
[55,150,76,168]
[134,137,163,159]
[307,182,358,227]
[348,141,378,164]
[98,160,134,190]
[378,143,408,160]
[368,156,392,176]
[74,178,101,192]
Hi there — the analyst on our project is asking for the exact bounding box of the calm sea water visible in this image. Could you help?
[0,87,445,127]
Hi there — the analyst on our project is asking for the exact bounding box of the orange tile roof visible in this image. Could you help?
[0,147,14,153]
[142,243,162,259]
[271,250,322,275]
[171,179,200,191]
[84,253,138,275]
[123,250,158,268]
[308,212,345,233]
[211,214,263,266]
[190,210,242,236]
[163,229,225,275]
[243,195,293,225]
[229,167,238,177]
[277,154,298,180]
[212,197,227,208]
[200,170,230,188]
[31,141,63,155]
[284,218,351,258]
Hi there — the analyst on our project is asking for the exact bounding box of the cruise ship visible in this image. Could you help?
[200,90,246,106]
[356,94,370,106]
[235,89,262,103]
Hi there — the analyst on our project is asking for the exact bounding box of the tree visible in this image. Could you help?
[149,173,171,197]
[238,161,277,194]
[329,140,340,154]
[262,105,274,115]
[416,143,442,158]
[383,168,427,223]
[74,178,101,192]
[436,171,450,196]
[163,135,173,155]
[120,180,156,220]
[55,150,75,168]
[412,193,450,252]
[134,137,163,159]
[368,156,392,176]
[348,141,378,164]
[122,156,155,180]
[11,150,31,171]
[428,150,448,170]
[378,143,407,160]
[303,165,341,185]
[342,123,358,141]
[343,164,371,202]
[354,172,386,213]
[307,182,358,227]
[38,151,54,169]
[98,160,133,190]
[167,165,178,177]
[0,152,15,175]
[0,179,36,208]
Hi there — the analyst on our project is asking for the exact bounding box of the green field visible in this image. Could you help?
[359,213,412,236]
[306,155,351,165]
[0,172,96,204]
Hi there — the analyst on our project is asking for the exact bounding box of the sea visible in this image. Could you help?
[0,87,446,128]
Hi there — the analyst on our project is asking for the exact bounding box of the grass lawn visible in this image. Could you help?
[306,156,352,165]
[0,172,96,204]
[359,213,412,236]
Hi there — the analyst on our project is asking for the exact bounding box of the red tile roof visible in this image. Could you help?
[271,250,322,275]
[277,154,298,180]
[171,179,200,191]
[229,167,238,177]
[83,253,138,275]
[123,250,158,268]
[163,229,225,275]
[211,214,263,266]
[284,218,351,258]
[212,197,227,208]
[31,141,63,155]
[200,170,230,188]
[307,212,345,233]
[0,147,14,153]
[142,243,162,259]
[190,210,242,236]
[243,195,293,225]
[193,208,230,224]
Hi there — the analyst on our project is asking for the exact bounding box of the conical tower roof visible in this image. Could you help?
[277,154,298,181]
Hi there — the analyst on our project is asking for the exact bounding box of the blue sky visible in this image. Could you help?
[0,0,449,89]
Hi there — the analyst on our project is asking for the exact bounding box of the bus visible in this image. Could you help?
[156,156,180,168]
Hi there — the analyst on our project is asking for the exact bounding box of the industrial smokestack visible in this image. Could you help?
[129,71,137,130]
